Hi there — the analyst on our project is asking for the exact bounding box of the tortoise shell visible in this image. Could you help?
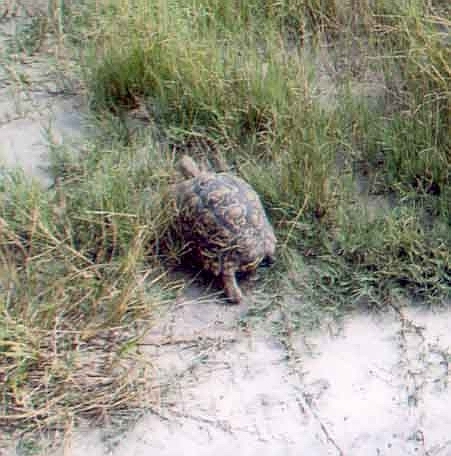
[174,155,276,303]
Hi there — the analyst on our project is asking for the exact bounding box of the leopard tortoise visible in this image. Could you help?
[174,155,276,303]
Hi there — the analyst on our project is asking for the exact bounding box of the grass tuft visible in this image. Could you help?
[0,138,179,442]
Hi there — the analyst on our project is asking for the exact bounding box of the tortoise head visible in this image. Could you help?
[264,229,276,263]
[179,155,202,179]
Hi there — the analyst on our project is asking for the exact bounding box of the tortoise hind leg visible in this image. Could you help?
[221,266,243,304]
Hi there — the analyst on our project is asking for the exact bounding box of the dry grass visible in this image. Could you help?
[0,138,180,446]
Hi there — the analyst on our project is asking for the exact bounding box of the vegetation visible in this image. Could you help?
[0,0,450,448]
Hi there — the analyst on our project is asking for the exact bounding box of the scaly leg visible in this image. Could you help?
[221,266,243,304]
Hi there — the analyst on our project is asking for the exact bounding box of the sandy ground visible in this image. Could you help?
[2,5,451,456]
[49,299,451,456]
[0,3,84,187]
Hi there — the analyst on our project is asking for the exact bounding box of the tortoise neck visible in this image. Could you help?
[179,155,201,178]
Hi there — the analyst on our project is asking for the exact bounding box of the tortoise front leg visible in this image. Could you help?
[221,266,243,304]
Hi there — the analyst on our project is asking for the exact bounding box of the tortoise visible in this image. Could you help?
[173,155,276,303]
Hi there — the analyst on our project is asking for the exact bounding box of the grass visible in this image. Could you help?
[1,0,450,449]
[0,139,180,445]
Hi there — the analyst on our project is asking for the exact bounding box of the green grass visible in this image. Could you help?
[0,138,179,444]
[1,0,450,448]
